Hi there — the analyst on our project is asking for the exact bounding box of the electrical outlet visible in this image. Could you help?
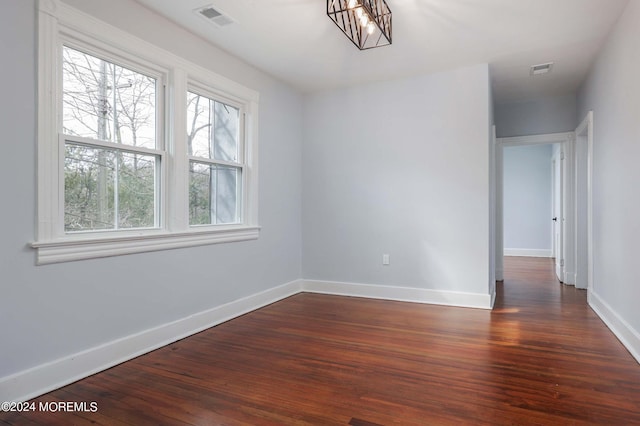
[382,254,390,265]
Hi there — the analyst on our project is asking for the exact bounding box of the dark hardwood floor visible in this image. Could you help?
[2,257,640,425]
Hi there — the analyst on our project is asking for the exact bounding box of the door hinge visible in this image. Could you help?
[560,259,565,267]
[561,152,565,160]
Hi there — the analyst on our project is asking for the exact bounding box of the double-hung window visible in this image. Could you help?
[62,45,163,232]
[187,89,243,226]
[34,1,259,264]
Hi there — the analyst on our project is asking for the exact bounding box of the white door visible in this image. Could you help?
[552,150,564,282]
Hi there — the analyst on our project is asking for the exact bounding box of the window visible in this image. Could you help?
[62,46,162,232]
[34,1,259,264]
[187,91,242,226]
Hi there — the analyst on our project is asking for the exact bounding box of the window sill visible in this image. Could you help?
[31,226,260,265]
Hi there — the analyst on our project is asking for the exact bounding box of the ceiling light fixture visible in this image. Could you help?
[327,0,392,50]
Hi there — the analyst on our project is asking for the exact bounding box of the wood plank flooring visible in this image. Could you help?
[2,257,640,425]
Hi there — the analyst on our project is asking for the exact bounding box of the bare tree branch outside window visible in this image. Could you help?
[62,46,157,231]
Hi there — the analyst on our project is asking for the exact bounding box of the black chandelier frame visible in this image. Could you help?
[327,0,392,50]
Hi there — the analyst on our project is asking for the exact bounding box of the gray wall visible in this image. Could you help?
[495,94,577,138]
[503,144,553,252]
[302,64,492,295]
[577,1,640,335]
[0,0,302,379]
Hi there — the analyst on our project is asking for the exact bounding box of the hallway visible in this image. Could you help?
[493,256,640,423]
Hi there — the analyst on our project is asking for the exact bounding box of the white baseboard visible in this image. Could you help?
[1,278,495,402]
[302,279,493,310]
[588,290,640,365]
[0,280,302,403]
[6,278,638,406]
[504,248,552,258]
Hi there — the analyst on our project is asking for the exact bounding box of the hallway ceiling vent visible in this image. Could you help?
[195,5,235,27]
[530,62,554,76]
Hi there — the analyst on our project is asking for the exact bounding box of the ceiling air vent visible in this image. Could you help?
[530,62,554,76]
[195,5,235,27]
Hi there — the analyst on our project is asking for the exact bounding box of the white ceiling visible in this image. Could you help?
[135,0,629,103]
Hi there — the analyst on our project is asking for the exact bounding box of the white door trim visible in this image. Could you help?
[575,111,594,291]
[552,146,565,282]
[500,132,574,147]
[493,126,503,282]
[496,131,574,284]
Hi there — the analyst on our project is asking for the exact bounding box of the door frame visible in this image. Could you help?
[551,146,564,282]
[574,111,594,290]
[495,132,575,283]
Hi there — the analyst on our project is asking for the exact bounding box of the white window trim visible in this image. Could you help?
[34,0,260,265]
[186,85,247,226]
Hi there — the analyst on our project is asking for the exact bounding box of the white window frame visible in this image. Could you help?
[33,0,260,265]
[59,40,167,234]
[186,84,246,227]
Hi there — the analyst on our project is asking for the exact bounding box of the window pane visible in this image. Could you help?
[187,91,239,162]
[65,143,157,232]
[189,161,241,225]
[189,162,211,226]
[213,100,239,162]
[65,144,115,231]
[62,46,157,149]
[215,165,240,223]
[187,92,211,159]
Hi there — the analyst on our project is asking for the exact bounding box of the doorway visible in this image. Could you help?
[495,131,583,287]
[495,113,593,290]
[502,143,555,259]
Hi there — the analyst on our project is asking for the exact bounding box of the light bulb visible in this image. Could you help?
[347,0,357,9]
[360,14,368,27]
[355,7,363,18]
[367,22,375,34]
